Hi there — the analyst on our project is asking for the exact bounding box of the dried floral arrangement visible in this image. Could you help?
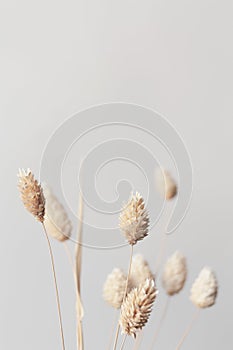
[17,168,218,350]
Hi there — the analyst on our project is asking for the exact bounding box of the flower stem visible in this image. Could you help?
[112,245,134,350]
[149,296,170,349]
[42,223,65,350]
[175,308,200,350]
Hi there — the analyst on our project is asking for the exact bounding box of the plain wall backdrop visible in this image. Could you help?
[0,0,232,349]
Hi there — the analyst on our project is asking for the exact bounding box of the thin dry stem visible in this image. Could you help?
[149,296,170,349]
[75,191,84,350]
[106,312,118,350]
[63,241,74,270]
[42,223,65,350]
[112,245,134,350]
[119,334,127,350]
[175,309,200,350]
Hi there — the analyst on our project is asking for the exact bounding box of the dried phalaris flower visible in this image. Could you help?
[130,254,154,289]
[103,268,130,309]
[190,267,218,308]
[155,168,177,200]
[162,251,187,296]
[119,279,158,338]
[43,185,72,242]
[18,168,45,222]
[119,192,149,245]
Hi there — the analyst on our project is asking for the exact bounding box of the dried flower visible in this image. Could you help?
[43,185,72,242]
[103,268,130,309]
[119,192,149,245]
[162,251,187,296]
[155,168,177,200]
[18,168,45,222]
[120,279,157,338]
[130,254,154,289]
[190,267,218,308]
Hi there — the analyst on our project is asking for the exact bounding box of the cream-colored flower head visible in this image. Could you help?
[162,251,187,296]
[103,268,130,309]
[190,267,218,308]
[43,185,72,242]
[155,168,177,200]
[130,254,154,289]
[119,192,149,245]
[18,168,45,222]
[120,279,157,338]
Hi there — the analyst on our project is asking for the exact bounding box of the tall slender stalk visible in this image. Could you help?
[75,191,84,350]
[119,334,127,350]
[42,223,66,350]
[149,296,170,349]
[63,241,74,270]
[112,245,134,350]
[175,309,200,350]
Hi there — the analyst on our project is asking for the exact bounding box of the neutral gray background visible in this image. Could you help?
[0,0,232,349]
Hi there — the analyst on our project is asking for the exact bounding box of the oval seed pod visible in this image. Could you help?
[162,251,187,296]
[43,185,72,242]
[155,168,177,200]
[190,267,218,308]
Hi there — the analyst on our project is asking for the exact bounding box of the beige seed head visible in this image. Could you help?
[155,168,177,200]
[18,168,45,222]
[190,267,218,308]
[162,251,187,296]
[119,192,149,245]
[119,279,158,338]
[130,254,154,289]
[103,268,130,309]
[43,185,72,242]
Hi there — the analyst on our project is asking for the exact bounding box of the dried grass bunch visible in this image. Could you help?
[119,279,158,338]
[18,167,219,350]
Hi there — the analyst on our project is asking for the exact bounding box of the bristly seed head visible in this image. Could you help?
[119,279,158,338]
[18,168,45,222]
[119,192,149,245]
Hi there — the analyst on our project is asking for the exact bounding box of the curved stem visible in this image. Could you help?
[149,296,170,349]
[42,223,65,350]
[175,309,200,350]
[112,245,134,350]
